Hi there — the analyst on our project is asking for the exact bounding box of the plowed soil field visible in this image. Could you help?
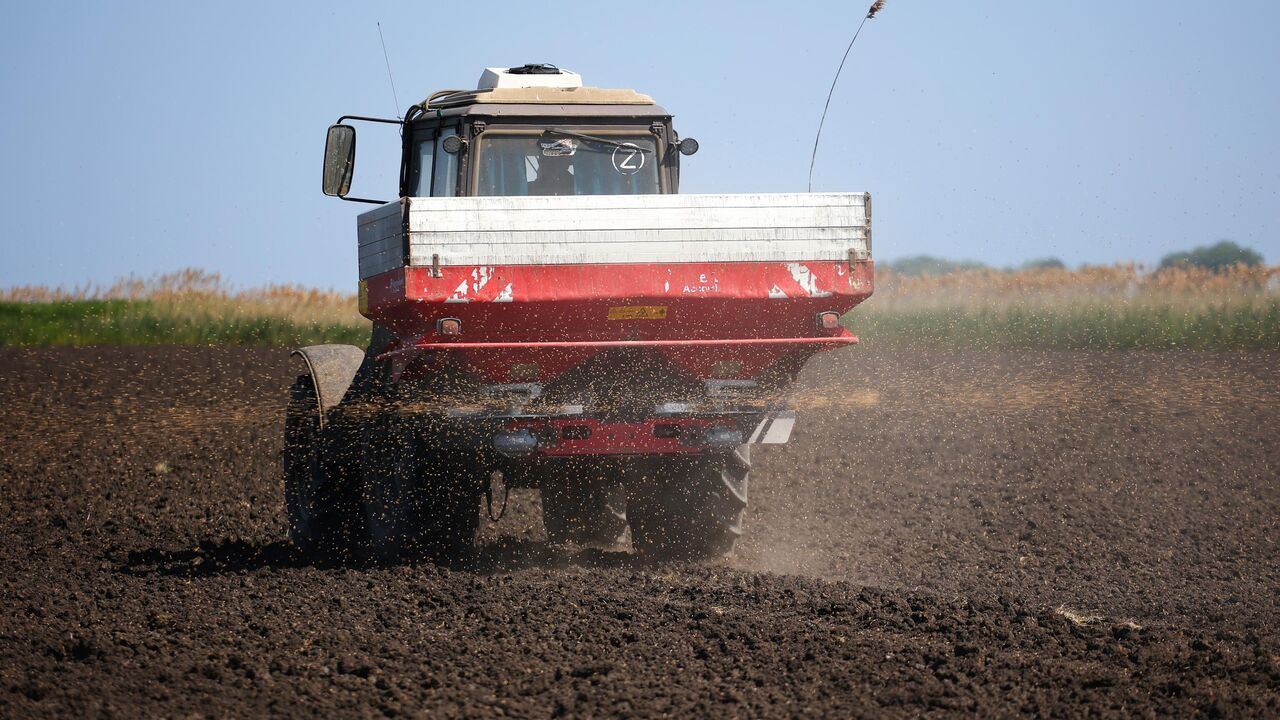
[1,347,1277,717]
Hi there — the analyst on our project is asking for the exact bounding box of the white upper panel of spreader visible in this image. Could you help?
[356,193,872,280]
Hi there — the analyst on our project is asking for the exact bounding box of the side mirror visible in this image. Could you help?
[322,124,356,197]
[678,137,699,156]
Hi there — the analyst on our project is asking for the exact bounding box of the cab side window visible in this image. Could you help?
[409,127,460,197]
[433,129,459,197]
[410,138,434,197]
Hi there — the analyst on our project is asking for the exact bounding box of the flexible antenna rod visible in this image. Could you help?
[807,0,887,192]
[377,22,401,119]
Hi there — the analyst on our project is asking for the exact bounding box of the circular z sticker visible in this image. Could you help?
[611,143,645,175]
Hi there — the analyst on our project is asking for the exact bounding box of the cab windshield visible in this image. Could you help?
[474,131,660,196]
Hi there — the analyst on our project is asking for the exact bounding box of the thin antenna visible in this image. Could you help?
[376,22,401,119]
[807,1,887,192]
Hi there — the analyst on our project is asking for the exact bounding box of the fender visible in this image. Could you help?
[290,344,366,428]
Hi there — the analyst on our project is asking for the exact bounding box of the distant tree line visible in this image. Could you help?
[882,255,1069,276]
[1158,240,1263,271]
[883,256,988,277]
[885,241,1264,276]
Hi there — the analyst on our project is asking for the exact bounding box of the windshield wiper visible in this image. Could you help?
[545,128,652,152]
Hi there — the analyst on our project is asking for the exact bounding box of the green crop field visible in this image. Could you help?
[0,300,368,347]
[2,266,1277,350]
[849,301,1280,351]
[844,263,1280,350]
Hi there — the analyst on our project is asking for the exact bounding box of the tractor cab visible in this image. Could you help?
[324,64,699,203]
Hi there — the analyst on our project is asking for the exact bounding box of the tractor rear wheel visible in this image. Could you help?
[283,375,362,559]
[540,463,628,547]
[360,413,481,561]
[625,447,750,559]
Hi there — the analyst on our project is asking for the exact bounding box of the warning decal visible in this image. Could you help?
[607,306,667,320]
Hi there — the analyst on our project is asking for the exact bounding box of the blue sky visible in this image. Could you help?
[1,1,1277,290]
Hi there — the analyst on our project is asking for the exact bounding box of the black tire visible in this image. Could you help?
[283,375,362,559]
[360,413,480,561]
[625,447,750,559]
[540,462,628,547]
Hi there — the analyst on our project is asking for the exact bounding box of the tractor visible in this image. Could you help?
[286,64,873,560]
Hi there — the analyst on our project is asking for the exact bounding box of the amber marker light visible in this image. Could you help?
[816,311,842,331]
[437,318,463,336]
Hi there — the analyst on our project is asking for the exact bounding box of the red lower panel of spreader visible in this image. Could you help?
[363,260,873,383]
[379,335,857,383]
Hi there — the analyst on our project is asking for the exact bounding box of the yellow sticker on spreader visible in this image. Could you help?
[607,306,668,320]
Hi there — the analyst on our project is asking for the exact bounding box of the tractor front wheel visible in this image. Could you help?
[283,375,362,559]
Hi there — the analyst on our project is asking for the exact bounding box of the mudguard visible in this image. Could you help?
[291,344,366,427]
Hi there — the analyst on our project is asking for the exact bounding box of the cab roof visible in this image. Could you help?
[424,86,668,119]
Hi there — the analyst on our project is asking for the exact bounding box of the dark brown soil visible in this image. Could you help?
[1,346,1277,717]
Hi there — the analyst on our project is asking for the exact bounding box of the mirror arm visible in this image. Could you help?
[336,115,403,126]
[327,115,402,204]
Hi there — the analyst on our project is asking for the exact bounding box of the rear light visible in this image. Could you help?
[816,311,842,331]
[437,317,462,336]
